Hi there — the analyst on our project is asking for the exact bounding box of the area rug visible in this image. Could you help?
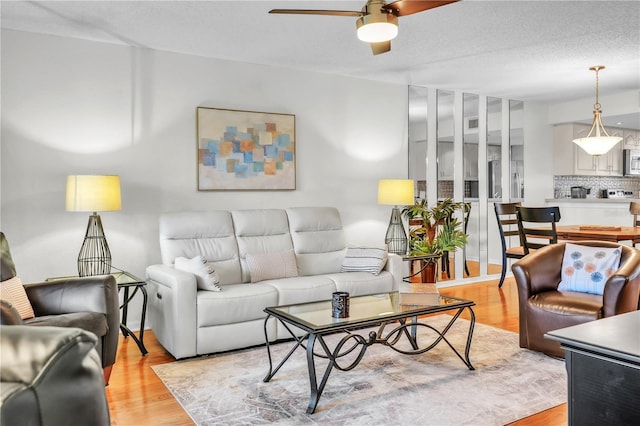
[152,316,566,425]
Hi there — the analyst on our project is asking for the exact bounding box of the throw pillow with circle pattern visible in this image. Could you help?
[558,243,621,295]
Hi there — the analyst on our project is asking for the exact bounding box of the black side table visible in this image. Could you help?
[111,271,148,356]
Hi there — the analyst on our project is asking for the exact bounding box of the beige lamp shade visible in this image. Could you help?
[66,175,122,212]
[378,179,414,206]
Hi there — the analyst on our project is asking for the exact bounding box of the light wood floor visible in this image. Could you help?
[106,277,567,425]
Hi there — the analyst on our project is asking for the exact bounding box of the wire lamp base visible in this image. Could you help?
[78,213,112,277]
[385,206,408,255]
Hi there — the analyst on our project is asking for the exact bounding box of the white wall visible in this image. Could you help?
[5,29,616,327]
[547,90,640,125]
[1,30,408,330]
[523,102,555,204]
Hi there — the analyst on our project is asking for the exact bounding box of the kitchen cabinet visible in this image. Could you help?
[437,141,454,179]
[554,123,622,176]
[487,145,501,161]
[463,143,478,180]
[624,129,639,149]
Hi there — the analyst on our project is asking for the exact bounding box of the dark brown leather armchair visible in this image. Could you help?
[0,232,120,384]
[512,241,640,358]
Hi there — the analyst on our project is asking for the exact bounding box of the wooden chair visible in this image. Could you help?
[494,202,524,288]
[630,201,640,246]
[515,206,561,255]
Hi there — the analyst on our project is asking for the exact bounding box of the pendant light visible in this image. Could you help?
[572,65,622,156]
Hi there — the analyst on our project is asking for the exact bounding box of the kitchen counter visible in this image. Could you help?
[546,198,639,204]
[544,198,638,230]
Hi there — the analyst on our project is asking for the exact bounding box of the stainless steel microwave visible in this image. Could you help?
[623,149,640,176]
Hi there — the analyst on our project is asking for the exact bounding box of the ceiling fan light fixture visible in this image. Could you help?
[356,13,398,43]
[572,65,622,156]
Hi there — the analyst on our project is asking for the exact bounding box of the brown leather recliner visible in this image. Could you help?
[511,241,640,358]
[0,232,120,384]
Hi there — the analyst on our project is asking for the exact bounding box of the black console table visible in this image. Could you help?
[545,311,640,426]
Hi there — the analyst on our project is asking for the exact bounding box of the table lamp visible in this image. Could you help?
[378,179,415,255]
[66,175,121,277]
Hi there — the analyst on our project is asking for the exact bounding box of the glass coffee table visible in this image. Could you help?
[263,292,475,414]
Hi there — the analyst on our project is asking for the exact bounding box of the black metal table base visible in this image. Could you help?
[119,284,148,355]
[263,306,475,414]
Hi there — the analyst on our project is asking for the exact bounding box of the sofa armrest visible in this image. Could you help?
[145,264,198,359]
[384,253,403,291]
[23,275,120,369]
[603,247,640,316]
[511,244,565,297]
[0,300,23,325]
[0,325,109,425]
[24,276,118,317]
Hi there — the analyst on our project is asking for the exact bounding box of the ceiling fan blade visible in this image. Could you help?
[383,0,459,17]
[269,9,363,17]
[370,40,391,55]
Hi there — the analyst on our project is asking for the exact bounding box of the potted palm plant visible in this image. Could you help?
[402,198,468,282]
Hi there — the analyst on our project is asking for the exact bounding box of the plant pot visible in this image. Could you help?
[421,261,438,283]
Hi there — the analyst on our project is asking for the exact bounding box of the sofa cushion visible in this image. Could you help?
[232,209,295,283]
[25,312,108,339]
[196,283,279,327]
[246,250,299,283]
[1,276,35,320]
[340,247,388,275]
[159,210,242,285]
[263,275,337,306]
[558,243,621,295]
[174,256,221,291]
[326,271,395,297]
[286,207,347,275]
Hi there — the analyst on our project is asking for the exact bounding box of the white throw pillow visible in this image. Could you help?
[174,256,221,291]
[340,247,388,275]
[246,250,299,283]
[557,243,622,295]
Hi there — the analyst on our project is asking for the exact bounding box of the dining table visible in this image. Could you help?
[555,225,640,245]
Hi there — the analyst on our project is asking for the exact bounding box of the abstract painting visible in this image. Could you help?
[197,107,296,190]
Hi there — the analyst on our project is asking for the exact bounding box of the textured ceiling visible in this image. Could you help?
[2,1,639,123]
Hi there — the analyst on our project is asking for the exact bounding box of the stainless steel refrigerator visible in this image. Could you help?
[488,160,501,199]
[510,160,524,199]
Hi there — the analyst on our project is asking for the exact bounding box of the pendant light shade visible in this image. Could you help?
[572,65,622,156]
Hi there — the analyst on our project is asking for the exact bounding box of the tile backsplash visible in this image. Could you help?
[554,175,640,198]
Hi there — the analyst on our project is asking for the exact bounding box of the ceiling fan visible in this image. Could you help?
[269,0,459,55]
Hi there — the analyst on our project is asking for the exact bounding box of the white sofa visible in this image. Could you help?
[146,207,403,359]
